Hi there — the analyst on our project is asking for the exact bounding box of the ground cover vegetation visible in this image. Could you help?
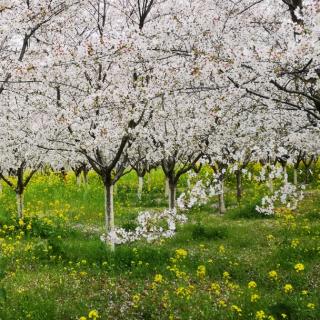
[0,164,319,319]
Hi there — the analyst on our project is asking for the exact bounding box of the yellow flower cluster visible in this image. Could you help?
[256,310,266,319]
[132,293,141,307]
[294,263,305,272]
[223,271,230,281]
[218,299,227,308]
[268,270,278,281]
[79,310,99,320]
[196,265,206,279]
[266,234,275,241]
[256,310,275,320]
[218,245,225,253]
[167,264,188,280]
[175,285,194,300]
[291,238,299,248]
[0,241,15,257]
[307,303,315,309]
[210,282,221,295]
[154,273,163,283]
[88,310,99,319]
[251,293,260,303]
[284,284,293,293]
[231,304,242,316]
[175,248,187,259]
[248,281,257,289]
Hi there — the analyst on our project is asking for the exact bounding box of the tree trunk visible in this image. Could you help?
[83,170,89,185]
[283,165,288,184]
[138,176,144,199]
[187,177,191,188]
[165,177,169,197]
[16,192,24,219]
[236,170,242,204]
[76,174,81,186]
[168,182,176,210]
[305,166,312,184]
[60,168,67,183]
[266,163,273,192]
[293,168,298,185]
[113,183,118,196]
[104,183,115,251]
[218,180,226,214]
[16,165,25,219]
[304,168,308,184]
[268,177,273,192]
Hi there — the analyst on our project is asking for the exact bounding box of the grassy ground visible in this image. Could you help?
[0,170,319,320]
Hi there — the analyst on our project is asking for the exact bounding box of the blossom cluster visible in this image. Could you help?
[100,209,187,245]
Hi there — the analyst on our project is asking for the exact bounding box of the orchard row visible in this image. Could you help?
[0,1,319,248]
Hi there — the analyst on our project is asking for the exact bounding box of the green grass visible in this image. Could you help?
[0,169,319,320]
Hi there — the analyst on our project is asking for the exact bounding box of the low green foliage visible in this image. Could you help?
[0,170,319,320]
[191,223,229,240]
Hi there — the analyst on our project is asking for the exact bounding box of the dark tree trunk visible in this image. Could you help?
[168,180,177,210]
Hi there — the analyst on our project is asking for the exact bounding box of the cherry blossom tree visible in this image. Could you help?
[0,1,74,217]
[41,0,173,249]
[0,97,46,218]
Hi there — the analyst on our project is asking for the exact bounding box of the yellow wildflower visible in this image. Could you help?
[154,274,163,283]
[231,304,242,315]
[223,271,230,280]
[291,239,299,248]
[132,294,140,305]
[248,281,257,289]
[284,284,293,293]
[256,310,266,320]
[88,310,99,319]
[197,265,206,279]
[227,282,240,291]
[307,303,315,309]
[268,270,278,281]
[266,234,275,241]
[218,299,227,308]
[294,263,305,272]
[251,293,260,302]
[175,248,187,259]
[210,282,221,295]
[175,286,193,300]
